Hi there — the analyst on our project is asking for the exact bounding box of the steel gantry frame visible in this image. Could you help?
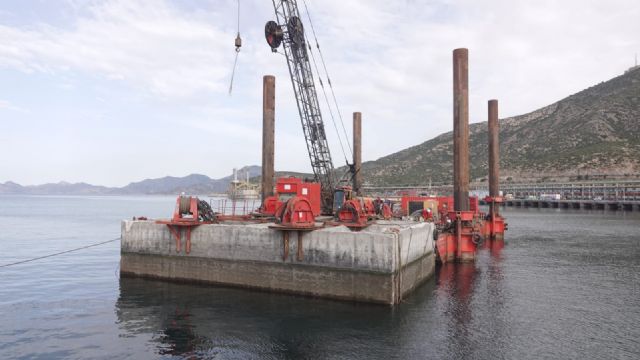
[270,0,336,213]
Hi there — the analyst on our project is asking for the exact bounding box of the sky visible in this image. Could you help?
[0,0,638,187]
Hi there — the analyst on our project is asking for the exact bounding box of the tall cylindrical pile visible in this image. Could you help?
[453,48,470,211]
[261,75,275,204]
[353,112,362,196]
[488,99,499,199]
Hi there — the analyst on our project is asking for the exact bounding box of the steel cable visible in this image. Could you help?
[301,0,353,157]
[228,0,241,94]
[0,237,121,268]
[305,35,349,164]
[229,51,239,95]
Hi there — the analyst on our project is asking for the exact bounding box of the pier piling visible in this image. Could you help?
[353,112,362,196]
[485,99,506,242]
[261,75,275,204]
[488,100,499,199]
[453,48,470,211]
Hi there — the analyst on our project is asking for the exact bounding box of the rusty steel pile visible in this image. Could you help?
[396,49,507,263]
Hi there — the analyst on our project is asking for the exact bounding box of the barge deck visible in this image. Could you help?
[120,220,435,305]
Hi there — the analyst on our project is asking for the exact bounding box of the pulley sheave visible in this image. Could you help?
[287,16,304,48]
[265,20,283,50]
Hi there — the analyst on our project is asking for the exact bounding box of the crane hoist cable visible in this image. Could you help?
[265,0,346,213]
[301,0,353,157]
[229,0,242,95]
[305,33,350,165]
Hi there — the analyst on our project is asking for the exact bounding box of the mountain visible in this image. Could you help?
[119,174,217,195]
[358,67,640,185]
[0,165,262,195]
[0,181,24,194]
[115,165,260,194]
[0,181,111,195]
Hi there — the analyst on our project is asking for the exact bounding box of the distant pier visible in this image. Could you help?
[487,180,640,211]
[366,179,640,211]
[490,198,640,211]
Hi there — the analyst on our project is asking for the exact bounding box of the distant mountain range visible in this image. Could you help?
[0,166,261,195]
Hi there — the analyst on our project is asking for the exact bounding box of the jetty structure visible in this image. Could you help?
[120,50,507,304]
[120,1,507,304]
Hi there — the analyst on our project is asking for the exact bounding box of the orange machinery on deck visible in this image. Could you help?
[437,209,485,263]
[262,177,322,217]
[262,177,392,229]
[261,177,321,229]
[156,196,215,254]
[333,187,392,228]
[400,196,480,220]
[483,195,507,241]
[400,195,485,263]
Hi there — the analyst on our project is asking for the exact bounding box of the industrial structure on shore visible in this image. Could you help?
[227,168,259,200]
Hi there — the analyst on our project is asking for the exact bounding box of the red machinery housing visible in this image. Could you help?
[334,186,392,228]
[274,196,316,229]
[156,196,215,254]
[336,199,369,227]
[262,178,392,229]
[261,177,322,217]
[436,210,485,263]
[401,195,480,220]
[261,177,322,229]
[483,195,507,241]
[401,196,451,220]
[400,195,485,263]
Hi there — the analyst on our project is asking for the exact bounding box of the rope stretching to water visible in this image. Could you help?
[0,237,121,268]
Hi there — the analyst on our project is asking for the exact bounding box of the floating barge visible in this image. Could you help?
[120,220,435,305]
[120,48,507,304]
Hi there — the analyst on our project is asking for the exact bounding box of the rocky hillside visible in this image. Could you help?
[360,67,640,185]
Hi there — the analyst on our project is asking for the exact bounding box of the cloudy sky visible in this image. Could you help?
[1,0,638,186]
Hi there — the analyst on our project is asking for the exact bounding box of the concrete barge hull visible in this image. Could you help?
[120,221,435,305]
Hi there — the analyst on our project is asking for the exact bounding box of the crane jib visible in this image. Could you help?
[267,0,336,214]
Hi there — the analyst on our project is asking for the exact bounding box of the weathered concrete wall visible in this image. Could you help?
[120,220,435,304]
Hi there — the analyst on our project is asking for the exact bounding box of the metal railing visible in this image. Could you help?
[209,198,260,216]
[364,179,640,201]
[493,180,640,201]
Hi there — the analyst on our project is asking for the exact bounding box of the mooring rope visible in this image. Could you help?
[0,237,120,268]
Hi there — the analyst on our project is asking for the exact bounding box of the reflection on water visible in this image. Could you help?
[437,263,479,356]
[115,277,410,359]
[484,237,505,256]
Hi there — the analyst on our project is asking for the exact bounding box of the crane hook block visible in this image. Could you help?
[265,21,283,50]
[234,33,242,52]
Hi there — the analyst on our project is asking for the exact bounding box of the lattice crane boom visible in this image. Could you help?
[265,0,336,214]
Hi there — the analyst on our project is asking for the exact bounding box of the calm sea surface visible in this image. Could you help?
[1,195,639,359]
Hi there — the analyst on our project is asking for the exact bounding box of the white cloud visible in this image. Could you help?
[0,99,27,112]
[0,0,232,98]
